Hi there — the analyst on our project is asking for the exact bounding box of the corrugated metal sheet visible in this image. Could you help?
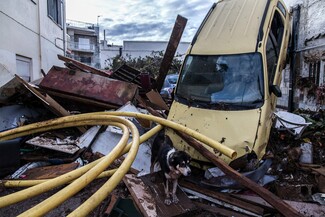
[39,66,138,106]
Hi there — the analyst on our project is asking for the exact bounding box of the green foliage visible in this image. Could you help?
[105,51,183,78]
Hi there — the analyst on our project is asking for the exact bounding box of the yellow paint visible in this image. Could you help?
[167,0,291,164]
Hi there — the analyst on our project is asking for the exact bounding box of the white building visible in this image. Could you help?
[278,0,325,110]
[100,40,190,69]
[66,20,101,69]
[0,0,66,86]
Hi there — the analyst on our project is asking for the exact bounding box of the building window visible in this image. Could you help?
[309,61,321,85]
[16,55,32,82]
[80,56,92,65]
[79,38,90,50]
[47,0,62,26]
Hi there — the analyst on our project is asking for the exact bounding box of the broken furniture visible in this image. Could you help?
[274,111,312,138]
[39,66,139,108]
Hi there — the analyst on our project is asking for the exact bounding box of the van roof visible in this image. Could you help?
[191,0,269,55]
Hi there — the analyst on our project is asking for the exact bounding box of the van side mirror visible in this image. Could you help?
[269,85,282,97]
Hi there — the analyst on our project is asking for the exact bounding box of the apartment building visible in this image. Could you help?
[0,0,66,86]
[66,20,101,69]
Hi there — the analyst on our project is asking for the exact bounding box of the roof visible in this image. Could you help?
[191,0,268,55]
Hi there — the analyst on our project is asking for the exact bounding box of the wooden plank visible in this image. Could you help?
[193,201,251,217]
[15,75,69,116]
[180,181,265,215]
[0,76,25,102]
[57,54,111,77]
[175,131,304,217]
[22,162,79,179]
[155,15,187,92]
[123,173,197,217]
[14,75,86,133]
[26,135,80,154]
[140,173,197,217]
[123,174,157,217]
[104,194,118,215]
[146,90,169,110]
[232,194,325,217]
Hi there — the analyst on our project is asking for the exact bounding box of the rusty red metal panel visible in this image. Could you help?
[39,66,138,106]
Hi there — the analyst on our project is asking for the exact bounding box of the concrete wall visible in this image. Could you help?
[295,0,325,110]
[278,0,325,111]
[0,0,65,85]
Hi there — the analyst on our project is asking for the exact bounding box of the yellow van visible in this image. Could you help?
[167,0,291,166]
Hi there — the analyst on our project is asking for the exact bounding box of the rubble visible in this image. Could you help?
[0,54,324,217]
[1,17,325,217]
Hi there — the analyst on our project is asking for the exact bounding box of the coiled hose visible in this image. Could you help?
[0,112,236,217]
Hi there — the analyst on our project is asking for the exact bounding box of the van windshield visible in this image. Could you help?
[175,53,264,110]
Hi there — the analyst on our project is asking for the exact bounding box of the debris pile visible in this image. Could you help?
[1,12,325,215]
[0,52,325,217]
[0,53,324,217]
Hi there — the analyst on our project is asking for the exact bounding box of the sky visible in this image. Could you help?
[66,0,301,46]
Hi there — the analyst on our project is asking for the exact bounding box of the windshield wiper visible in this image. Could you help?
[176,94,211,108]
[209,101,231,110]
[230,99,264,109]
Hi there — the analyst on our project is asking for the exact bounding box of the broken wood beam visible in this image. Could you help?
[15,74,70,117]
[57,54,111,77]
[193,201,251,217]
[155,15,187,92]
[135,95,167,119]
[15,75,86,133]
[232,194,325,217]
[123,174,157,217]
[175,131,304,217]
[180,181,265,216]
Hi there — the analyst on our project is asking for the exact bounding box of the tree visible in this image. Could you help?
[105,51,183,78]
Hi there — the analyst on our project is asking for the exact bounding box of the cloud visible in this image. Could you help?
[67,0,216,44]
[106,22,170,38]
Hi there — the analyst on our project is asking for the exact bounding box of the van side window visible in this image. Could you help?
[266,10,284,85]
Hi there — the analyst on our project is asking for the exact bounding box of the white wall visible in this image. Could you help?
[100,40,190,69]
[123,41,190,60]
[277,0,325,110]
[0,0,65,85]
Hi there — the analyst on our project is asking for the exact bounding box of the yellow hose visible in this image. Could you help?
[1,169,117,188]
[0,112,236,216]
[18,117,137,217]
[68,122,141,217]
[0,123,163,209]
[0,120,126,209]
[0,112,236,159]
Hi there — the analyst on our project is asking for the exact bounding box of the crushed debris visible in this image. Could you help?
[1,11,325,217]
[1,54,324,216]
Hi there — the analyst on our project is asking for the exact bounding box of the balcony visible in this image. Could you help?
[67,20,95,30]
[67,54,101,69]
[68,42,96,53]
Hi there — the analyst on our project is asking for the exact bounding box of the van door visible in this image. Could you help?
[265,3,288,107]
